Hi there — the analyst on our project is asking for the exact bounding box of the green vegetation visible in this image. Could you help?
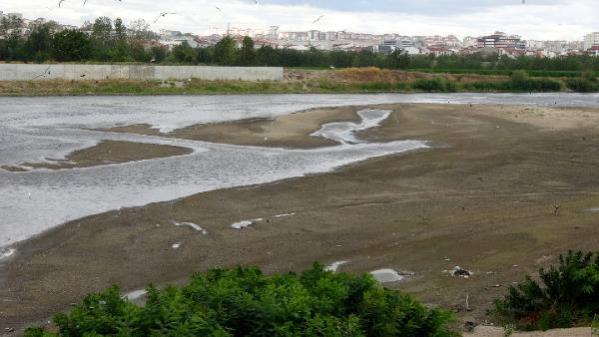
[1,15,599,75]
[1,15,598,92]
[493,251,599,331]
[464,71,562,92]
[24,264,457,337]
[564,71,599,92]
[412,78,457,92]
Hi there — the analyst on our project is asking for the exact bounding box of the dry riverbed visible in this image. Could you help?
[2,103,599,334]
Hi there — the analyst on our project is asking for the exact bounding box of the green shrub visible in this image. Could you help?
[26,264,457,337]
[356,82,409,91]
[505,71,562,92]
[411,77,456,92]
[493,251,599,331]
[565,79,598,92]
[464,72,562,92]
[462,81,504,91]
[565,73,599,92]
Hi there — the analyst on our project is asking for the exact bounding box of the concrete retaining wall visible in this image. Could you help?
[0,64,284,81]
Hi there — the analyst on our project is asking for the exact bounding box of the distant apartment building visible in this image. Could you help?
[377,37,419,54]
[158,30,200,49]
[584,32,599,50]
[462,36,479,48]
[477,32,524,49]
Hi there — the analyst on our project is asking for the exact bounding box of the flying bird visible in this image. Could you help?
[215,6,222,12]
[154,12,176,23]
[33,66,51,80]
[58,0,66,7]
[312,15,324,24]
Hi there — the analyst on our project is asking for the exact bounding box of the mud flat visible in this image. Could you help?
[98,106,363,149]
[3,103,599,332]
[1,140,192,171]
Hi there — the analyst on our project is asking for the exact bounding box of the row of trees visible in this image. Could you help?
[0,17,158,63]
[1,16,598,72]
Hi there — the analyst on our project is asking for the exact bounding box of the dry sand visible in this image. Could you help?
[2,103,599,334]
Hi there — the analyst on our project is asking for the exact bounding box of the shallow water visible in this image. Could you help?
[1,93,598,249]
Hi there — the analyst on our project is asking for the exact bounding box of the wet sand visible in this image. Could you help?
[1,140,192,171]
[3,103,599,332]
[98,106,363,149]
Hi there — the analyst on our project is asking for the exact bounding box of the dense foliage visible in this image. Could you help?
[493,251,599,331]
[1,16,598,77]
[25,264,457,337]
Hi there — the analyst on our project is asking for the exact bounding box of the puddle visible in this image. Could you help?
[231,218,263,229]
[0,247,15,261]
[311,109,391,144]
[325,260,349,272]
[123,289,147,301]
[370,269,404,283]
[173,221,208,235]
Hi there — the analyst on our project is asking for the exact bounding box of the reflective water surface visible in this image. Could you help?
[1,93,598,249]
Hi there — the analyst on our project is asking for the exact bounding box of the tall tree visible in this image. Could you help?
[52,30,91,62]
[238,36,256,66]
[91,16,113,60]
[213,36,237,65]
[24,24,52,62]
[112,18,129,61]
[172,41,196,63]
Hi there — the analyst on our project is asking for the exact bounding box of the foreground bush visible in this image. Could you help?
[25,263,457,337]
[493,251,599,331]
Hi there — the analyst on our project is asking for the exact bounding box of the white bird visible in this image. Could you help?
[27,192,31,199]
[58,0,66,7]
[215,6,222,12]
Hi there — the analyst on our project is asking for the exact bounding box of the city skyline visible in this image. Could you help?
[0,0,598,41]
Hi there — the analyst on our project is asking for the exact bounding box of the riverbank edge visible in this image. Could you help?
[0,70,595,96]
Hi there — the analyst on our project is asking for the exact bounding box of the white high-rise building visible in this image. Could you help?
[584,32,599,50]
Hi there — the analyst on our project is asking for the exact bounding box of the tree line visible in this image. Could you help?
[1,16,598,73]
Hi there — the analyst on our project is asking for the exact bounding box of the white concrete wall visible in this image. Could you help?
[0,64,283,81]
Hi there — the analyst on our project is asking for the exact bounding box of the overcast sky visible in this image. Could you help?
[0,0,597,40]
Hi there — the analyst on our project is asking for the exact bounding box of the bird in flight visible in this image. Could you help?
[154,12,176,23]
[312,15,324,24]
[58,0,66,7]
[215,6,222,12]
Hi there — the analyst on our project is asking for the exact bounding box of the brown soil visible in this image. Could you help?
[1,140,193,171]
[2,104,599,334]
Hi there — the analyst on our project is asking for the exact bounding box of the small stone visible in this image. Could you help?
[463,317,477,332]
